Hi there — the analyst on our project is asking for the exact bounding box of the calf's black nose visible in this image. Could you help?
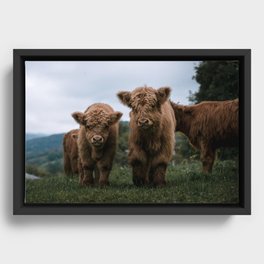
[138,118,149,125]
[92,135,103,143]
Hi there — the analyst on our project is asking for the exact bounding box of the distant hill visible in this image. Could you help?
[26,133,49,141]
[26,133,65,176]
[26,133,64,160]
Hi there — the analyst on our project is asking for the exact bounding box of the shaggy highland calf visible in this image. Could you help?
[117,86,176,187]
[63,129,79,176]
[170,99,239,173]
[72,103,122,187]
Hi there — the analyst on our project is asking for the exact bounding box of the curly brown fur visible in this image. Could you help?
[170,99,239,173]
[72,103,122,187]
[63,129,79,176]
[117,86,176,187]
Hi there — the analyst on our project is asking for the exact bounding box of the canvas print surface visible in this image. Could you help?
[25,60,239,204]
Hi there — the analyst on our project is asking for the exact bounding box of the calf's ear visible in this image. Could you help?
[71,133,78,140]
[72,112,85,125]
[117,91,132,107]
[157,87,171,104]
[171,102,193,116]
[171,101,184,113]
[109,111,123,125]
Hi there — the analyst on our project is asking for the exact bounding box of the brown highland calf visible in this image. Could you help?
[117,86,176,187]
[170,99,239,173]
[72,103,122,187]
[63,129,79,176]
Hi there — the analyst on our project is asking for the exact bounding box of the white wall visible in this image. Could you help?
[0,1,262,263]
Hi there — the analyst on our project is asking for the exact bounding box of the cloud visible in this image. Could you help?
[25,61,200,134]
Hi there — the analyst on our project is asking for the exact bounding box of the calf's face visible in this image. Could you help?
[117,87,171,130]
[72,110,122,148]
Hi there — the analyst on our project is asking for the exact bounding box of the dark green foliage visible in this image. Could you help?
[43,159,63,175]
[189,60,239,103]
[25,164,51,177]
[217,147,239,161]
[47,151,62,161]
[25,161,239,204]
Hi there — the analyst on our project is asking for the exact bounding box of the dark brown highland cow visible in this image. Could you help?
[63,129,79,176]
[72,103,122,187]
[170,99,239,173]
[117,86,176,187]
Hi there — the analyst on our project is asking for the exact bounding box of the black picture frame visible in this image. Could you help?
[13,49,251,215]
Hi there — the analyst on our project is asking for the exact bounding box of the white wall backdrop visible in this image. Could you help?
[0,1,262,264]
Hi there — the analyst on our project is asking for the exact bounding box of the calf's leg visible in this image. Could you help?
[131,160,150,186]
[150,163,167,187]
[78,158,84,182]
[129,146,149,186]
[150,148,172,187]
[71,157,79,175]
[200,143,216,173]
[81,164,95,186]
[97,162,111,187]
[94,166,100,184]
[64,152,72,176]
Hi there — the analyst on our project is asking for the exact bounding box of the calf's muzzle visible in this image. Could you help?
[91,135,104,146]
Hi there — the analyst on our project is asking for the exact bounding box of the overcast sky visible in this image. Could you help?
[25,61,200,134]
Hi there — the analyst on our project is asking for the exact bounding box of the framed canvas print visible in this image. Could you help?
[13,49,251,215]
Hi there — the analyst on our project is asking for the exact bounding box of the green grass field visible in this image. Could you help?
[25,160,239,204]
